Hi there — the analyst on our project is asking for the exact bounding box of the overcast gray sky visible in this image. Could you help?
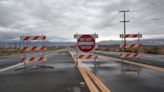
[0,0,163,41]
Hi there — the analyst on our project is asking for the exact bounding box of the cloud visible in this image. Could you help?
[0,0,163,41]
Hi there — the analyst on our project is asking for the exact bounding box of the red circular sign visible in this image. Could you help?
[77,35,95,52]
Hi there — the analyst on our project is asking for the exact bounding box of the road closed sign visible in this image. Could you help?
[77,35,95,52]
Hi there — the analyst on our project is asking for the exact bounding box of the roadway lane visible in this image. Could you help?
[96,51,164,68]
[0,50,89,92]
[84,55,164,92]
[0,50,61,69]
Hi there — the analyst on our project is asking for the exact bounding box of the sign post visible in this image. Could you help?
[77,35,95,52]
[74,33,98,64]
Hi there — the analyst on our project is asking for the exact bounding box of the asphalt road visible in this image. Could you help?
[96,51,164,68]
[0,50,61,69]
[0,50,89,92]
[84,55,164,92]
[0,49,163,92]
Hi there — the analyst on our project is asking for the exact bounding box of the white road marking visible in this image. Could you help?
[0,63,24,72]
[0,50,62,73]
[0,49,67,73]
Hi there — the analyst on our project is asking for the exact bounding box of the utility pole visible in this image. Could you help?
[119,10,130,45]
[119,10,130,74]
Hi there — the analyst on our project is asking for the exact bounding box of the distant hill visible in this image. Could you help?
[97,39,164,46]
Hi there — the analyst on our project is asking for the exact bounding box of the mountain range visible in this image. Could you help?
[97,39,164,45]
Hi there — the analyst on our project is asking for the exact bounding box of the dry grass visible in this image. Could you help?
[143,46,164,54]
[0,48,19,56]
[97,45,164,55]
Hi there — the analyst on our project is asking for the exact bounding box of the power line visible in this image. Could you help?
[107,12,121,26]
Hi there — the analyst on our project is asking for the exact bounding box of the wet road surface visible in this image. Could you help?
[0,50,89,92]
[96,51,164,68]
[84,55,164,92]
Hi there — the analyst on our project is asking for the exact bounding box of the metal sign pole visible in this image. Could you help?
[138,33,141,62]
[121,33,124,75]
[39,35,53,69]
[93,34,96,67]
[22,35,27,70]
[76,33,78,65]
[42,34,45,66]
[137,33,141,77]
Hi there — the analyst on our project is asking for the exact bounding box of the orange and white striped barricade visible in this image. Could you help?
[21,46,47,52]
[120,34,142,38]
[77,54,98,62]
[120,33,143,75]
[16,35,52,71]
[120,53,143,59]
[21,35,46,41]
[120,43,143,49]
[20,56,46,63]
